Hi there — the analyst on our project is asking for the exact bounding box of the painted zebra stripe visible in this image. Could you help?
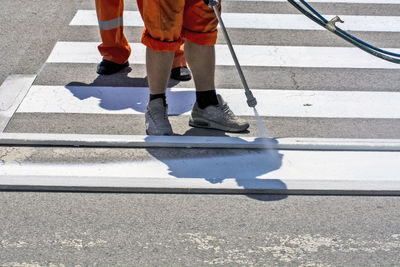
[1,151,400,189]
[70,10,400,32]
[46,42,400,69]
[16,86,400,119]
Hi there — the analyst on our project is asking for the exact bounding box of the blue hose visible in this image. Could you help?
[300,0,327,23]
[288,0,400,63]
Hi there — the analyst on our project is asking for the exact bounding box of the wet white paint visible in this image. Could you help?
[1,150,400,182]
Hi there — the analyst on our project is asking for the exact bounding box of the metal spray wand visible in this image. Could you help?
[207,0,257,108]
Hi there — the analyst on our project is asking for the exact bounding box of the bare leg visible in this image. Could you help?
[185,39,250,132]
[145,47,174,135]
[183,40,215,92]
[146,47,175,95]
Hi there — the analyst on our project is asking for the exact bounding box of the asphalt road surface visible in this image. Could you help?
[1,0,400,265]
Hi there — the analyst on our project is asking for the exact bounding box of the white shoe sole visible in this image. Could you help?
[189,117,249,133]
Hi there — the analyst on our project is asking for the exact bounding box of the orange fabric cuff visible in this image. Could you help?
[98,27,131,64]
[182,29,218,46]
[141,30,184,52]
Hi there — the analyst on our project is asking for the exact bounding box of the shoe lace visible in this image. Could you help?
[220,103,235,119]
[149,107,168,124]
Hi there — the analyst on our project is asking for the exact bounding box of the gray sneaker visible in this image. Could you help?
[145,98,173,135]
[189,94,249,132]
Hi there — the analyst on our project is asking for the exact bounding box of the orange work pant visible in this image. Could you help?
[95,0,186,68]
[137,0,220,52]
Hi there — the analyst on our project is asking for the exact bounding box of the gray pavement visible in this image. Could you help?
[0,0,84,86]
[1,192,400,266]
[1,0,400,265]
[34,63,400,91]
[6,113,400,138]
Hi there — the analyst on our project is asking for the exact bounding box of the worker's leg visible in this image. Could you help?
[183,40,215,92]
[146,49,174,95]
[138,0,185,135]
[144,48,175,135]
[171,44,191,81]
[185,39,249,132]
[137,0,190,81]
[95,0,131,74]
[183,0,249,132]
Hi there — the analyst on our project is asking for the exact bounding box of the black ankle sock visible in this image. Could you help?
[150,93,166,106]
[196,90,218,109]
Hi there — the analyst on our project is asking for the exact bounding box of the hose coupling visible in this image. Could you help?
[326,16,344,32]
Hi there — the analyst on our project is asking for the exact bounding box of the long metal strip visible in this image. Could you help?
[1,133,400,151]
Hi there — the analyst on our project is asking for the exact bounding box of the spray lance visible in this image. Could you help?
[204,0,257,108]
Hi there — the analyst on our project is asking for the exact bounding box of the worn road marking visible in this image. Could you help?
[0,75,36,132]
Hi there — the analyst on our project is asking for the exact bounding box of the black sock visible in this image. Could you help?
[196,90,218,109]
[150,93,166,106]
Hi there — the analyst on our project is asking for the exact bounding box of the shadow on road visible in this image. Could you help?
[66,68,196,115]
[146,136,287,201]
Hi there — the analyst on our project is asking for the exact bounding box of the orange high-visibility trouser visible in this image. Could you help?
[137,0,219,52]
[95,0,186,68]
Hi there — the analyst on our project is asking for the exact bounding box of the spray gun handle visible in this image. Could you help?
[204,0,219,7]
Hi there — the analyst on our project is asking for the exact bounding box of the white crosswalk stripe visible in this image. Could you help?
[70,10,400,32]
[17,85,400,119]
[47,42,400,69]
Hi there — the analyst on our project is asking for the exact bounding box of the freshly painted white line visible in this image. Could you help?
[0,75,36,132]
[17,85,400,119]
[226,0,400,4]
[1,150,400,193]
[0,133,400,151]
[46,42,400,69]
[70,10,400,32]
